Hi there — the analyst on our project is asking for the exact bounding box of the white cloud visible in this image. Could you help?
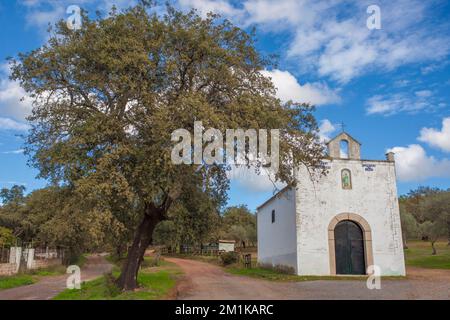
[0,73,33,121]
[2,149,25,155]
[387,144,450,181]
[418,117,450,153]
[0,118,30,131]
[318,119,337,142]
[261,69,340,106]
[366,91,441,116]
[415,90,432,98]
[228,165,285,192]
[178,0,241,18]
[178,0,450,83]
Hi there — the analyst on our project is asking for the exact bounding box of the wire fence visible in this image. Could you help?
[33,247,65,260]
[0,247,10,263]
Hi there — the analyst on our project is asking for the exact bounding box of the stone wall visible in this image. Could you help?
[31,258,62,270]
[0,263,17,276]
[0,247,63,276]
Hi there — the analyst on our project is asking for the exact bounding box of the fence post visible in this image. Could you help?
[9,247,22,273]
[26,248,35,269]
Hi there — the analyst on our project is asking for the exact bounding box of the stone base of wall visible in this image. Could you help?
[31,258,62,270]
[0,263,18,276]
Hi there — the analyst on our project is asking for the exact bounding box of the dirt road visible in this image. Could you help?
[167,258,450,300]
[0,254,112,300]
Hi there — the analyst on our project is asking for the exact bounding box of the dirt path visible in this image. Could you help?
[167,258,450,300]
[0,254,112,300]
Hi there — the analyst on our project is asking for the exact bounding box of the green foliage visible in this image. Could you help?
[0,185,25,205]
[10,3,324,288]
[400,186,449,254]
[153,221,177,247]
[220,205,256,246]
[53,262,181,300]
[0,227,15,247]
[220,251,239,265]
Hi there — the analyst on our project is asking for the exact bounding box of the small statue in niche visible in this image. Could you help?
[341,169,352,189]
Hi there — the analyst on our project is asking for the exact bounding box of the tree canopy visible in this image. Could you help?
[10,3,323,290]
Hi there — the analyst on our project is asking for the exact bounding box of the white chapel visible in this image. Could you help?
[257,132,406,276]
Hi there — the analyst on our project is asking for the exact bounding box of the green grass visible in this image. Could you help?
[226,266,405,281]
[0,253,89,291]
[405,240,450,269]
[0,274,36,290]
[0,263,68,291]
[226,266,372,281]
[53,258,182,300]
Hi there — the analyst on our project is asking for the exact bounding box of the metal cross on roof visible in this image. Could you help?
[339,122,346,133]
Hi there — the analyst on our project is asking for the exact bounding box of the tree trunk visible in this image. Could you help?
[116,204,163,291]
[431,241,437,255]
[402,231,408,249]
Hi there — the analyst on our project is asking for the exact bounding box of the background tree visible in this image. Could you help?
[153,220,178,250]
[220,205,256,247]
[399,186,449,253]
[11,4,324,290]
[418,191,449,254]
[0,185,112,263]
[0,227,15,247]
[399,200,420,249]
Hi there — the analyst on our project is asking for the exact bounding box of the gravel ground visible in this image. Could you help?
[0,254,112,300]
[167,258,450,300]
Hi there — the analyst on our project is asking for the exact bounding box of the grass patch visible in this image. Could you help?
[226,266,405,281]
[0,263,68,290]
[226,266,367,281]
[53,258,182,300]
[405,240,450,269]
[0,274,36,290]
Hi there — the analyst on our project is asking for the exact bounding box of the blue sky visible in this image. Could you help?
[0,0,449,212]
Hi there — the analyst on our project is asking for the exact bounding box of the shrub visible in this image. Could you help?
[104,272,121,297]
[220,252,238,266]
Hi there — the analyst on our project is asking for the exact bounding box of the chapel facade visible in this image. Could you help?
[257,132,406,276]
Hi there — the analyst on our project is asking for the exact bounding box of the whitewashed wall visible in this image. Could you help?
[257,188,297,272]
[295,159,406,276]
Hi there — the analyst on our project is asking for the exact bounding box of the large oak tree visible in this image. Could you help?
[11,4,324,290]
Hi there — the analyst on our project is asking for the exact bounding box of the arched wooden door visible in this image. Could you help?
[334,220,365,275]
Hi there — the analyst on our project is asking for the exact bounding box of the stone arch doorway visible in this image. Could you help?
[328,213,374,275]
[335,220,365,274]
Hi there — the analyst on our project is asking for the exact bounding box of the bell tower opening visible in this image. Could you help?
[326,132,361,159]
[339,140,349,158]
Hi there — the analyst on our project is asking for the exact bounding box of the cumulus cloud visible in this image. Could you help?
[0,118,30,131]
[178,0,450,83]
[318,119,337,142]
[418,117,450,153]
[178,0,241,18]
[0,77,33,122]
[0,64,33,132]
[228,165,285,192]
[261,69,340,106]
[387,144,450,181]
